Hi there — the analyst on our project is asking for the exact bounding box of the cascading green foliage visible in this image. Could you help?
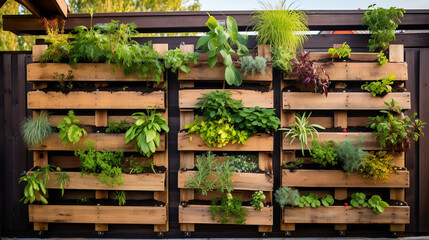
[125,110,169,157]
[210,193,248,224]
[75,141,124,187]
[252,0,308,51]
[239,56,267,76]
[20,112,53,147]
[114,190,126,206]
[196,15,249,87]
[361,73,395,97]
[163,48,200,74]
[57,110,87,146]
[274,187,300,209]
[337,139,367,174]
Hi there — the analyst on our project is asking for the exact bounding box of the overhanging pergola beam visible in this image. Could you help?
[2,0,68,18]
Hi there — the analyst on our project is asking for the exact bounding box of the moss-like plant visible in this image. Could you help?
[239,56,267,76]
[337,139,367,174]
[274,187,300,209]
[20,112,53,147]
[360,151,396,182]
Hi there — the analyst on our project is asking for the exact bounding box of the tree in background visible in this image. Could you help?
[0,0,200,51]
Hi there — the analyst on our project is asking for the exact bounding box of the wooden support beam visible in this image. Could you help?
[32,45,48,62]
[33,151,48,167]
[16,0,41,17]
[94,110,108,127]
[258,44,271,61]
[334,111,347,128]
[179,44,195,88]
[389,44,404,63]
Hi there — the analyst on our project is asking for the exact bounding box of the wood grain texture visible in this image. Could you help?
[29,205,167,224]
[308,52,378,62]
[179,89,274,109]
[178,171,273,191]
[282,170,410,188]
[283,92,411,110]
[28,91,165,109]
[179,205,273,225]
[283,206,410,224]
[178,133,273,151]
[27,63,161,82]
[29,133,165,152]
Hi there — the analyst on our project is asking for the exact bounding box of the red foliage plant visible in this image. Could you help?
[292,50,330,96]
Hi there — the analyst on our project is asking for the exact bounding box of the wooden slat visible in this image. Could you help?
[179,89,274,109]
[27,63,161,82]
[178,63,272,82]
[29,205,167,224]
[389,44,404,63]
[282,170,409,188]
[29,133,165,152]
[32,45,48,62]
[94,110,108,127]
[28,91,165,109]
[33,151,48,167]
[283,92,411,110]
[285,62,408,81]
[179,205,273,225]
[178,171,272,191]
[283,132,378,150]
[37,172,166,191]
[308,52,379,62]
[48,115,135,127]
[283,206,410,224]
[178,133,273,151]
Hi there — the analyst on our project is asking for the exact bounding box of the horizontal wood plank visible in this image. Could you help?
[27,63,160,82]
[179,89,274,109]
[178,133,273,151]
[29,133,166,152]
[283,206,409,224]
[29,205,167,224]
[28,91,165,109]
[282,170,409,188]
[282,132,379,151]
[308,52,379,62]
[179,205,273,225]
[283,92,411,110]
[178,171,273,191]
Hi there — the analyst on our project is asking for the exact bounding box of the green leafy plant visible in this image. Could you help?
[367,98,426,152]
[366,195,389,214]
[350,192,367,208]
[251,191,266,211]
[186,152,217,195]
[75,141,124,187]
[271,46,294,73]
[196,90,242,121]
[20,112,53,147]
[114,190,126,206]
[239,56,267,76]
[328,42,351,59]
[125,110,169,157]
[78,195,89,203]
[215,159,234,193]
[39,18,70,63]
[231,106,280,136]
[57,110,87,146]
[360,151,396,182]
[19,169,49,204]
[225,154,258,173]
[361,73,395,97]
[274,187,300,209]
[54,70,74,93]
[377,51,388,66]
[210,193,248,224]
[283,159,304,169]
[106,119,130,133]
[56,171,70,197]
[163,48,200,73]
[362,4,405,52]
[320,195,334,207]
[281,112,325,154]
[122,158,155,174]
[310,140,338,168]
[337,139,367,174]
[298,193,321,208]
[196,15,249,87]
[252,0,308,51]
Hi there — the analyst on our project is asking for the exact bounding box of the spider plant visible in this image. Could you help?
[280,112,325,154]
[20,112,53,147]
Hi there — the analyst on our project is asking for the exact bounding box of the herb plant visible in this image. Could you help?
[125,110,169,157]
[56,171,70,197]
[39,18,70,63]
[54,70,74,93]
[231,106,280,135]
[20,112,53,147]
[57,110,87,146]
[361,73,395,97]
[210,193,248,224]
[350,192,367,207]
[298,193,321,208]
[225,155,258,173]
[337,139,367,174]
[320,195,334,207]
[360,151,396,182]
[271,46,294,73]
[283,159,304,170]
[281,112,325,154]
[122,158,155,174]
[366,195,389,214]
[19,170,49,204]
[78,195,89,203]
[197,15,249,87]
[186,152,217,195]
[106,119,130,133]
[274,187,300,209]
[328,42,351,60]
[196,90,242,121]
[163,48,200,74]
[215,160,234,193]
[310,140,338,168]
[114,190,126,206]
[239,56,267,76]
[377,51,388,66]
[251,191,266,211]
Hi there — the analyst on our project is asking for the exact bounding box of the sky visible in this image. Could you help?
[199,0,429,10]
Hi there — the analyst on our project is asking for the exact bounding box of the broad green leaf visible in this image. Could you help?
[225,65,236,85]
[226,16,238,33]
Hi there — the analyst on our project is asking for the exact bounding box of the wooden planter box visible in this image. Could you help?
[179,89,274,109]
[282,92,411,110]
[179,205,273,225]
[178,133,273,151]
[283,206,410,224]
[28,91,165,110]
[27,63,162,82]
[178,171,273,191]
[282,132,378,151]
[282,169,409,188]
[29,205,167,224]
[284,62,408,81]
[42,172,166,191]
[29,133,166,152]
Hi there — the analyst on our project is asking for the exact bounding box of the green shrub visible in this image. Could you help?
[251,191,266,211]
[310,140,338,168]
[20,112,53,147]
[231,106,280,135]
[337,139,367,174]
[271,46,294,73]
[361,73,395,97]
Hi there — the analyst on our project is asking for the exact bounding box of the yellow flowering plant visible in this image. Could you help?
[359,151,396,182]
